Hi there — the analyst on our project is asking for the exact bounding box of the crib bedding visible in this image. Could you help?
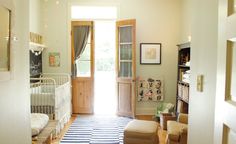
[31,93,54,106]
[31,113,49,136]
[31,92,68,109]
[31,84,70,108]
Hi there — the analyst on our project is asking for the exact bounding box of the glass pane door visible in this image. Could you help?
[120,26,132,43]
[116,19,136,118]
[119,26,133,77]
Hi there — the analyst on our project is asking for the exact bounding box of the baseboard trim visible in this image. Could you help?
[136,108,156,115]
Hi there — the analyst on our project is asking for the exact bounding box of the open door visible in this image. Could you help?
[116,19,136,118]
[214,0,236,143]
[71,21,94,114]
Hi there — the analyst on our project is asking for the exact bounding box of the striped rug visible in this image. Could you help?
[60,115,132,144]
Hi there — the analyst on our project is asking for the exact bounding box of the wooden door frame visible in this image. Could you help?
[116,19,136,118]
[71,21,95,114]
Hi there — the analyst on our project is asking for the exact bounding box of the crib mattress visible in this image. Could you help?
[31,113,49,136]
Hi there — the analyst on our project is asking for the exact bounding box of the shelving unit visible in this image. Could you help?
[176,42,190,114]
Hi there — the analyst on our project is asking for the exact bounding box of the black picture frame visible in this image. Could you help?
[140,43,161,65]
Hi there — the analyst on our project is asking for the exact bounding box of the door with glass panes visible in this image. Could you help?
[214,0,236,143]
[116,19,136,118]
[71,21,94,114]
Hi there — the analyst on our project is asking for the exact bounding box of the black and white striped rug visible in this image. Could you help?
[60,115,132,144]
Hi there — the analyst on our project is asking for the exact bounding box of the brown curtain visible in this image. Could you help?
[72,26,90,77]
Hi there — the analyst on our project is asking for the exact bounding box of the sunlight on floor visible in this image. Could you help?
[94,71,116,115]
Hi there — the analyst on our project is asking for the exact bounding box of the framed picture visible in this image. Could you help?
[49,52,60,67]
[140,43,161,64]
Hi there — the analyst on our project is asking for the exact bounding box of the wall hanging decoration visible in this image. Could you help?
[49,52,60,67]
[138,78,163,101]
[140,43,161,64]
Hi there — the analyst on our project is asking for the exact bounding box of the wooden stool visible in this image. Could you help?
[124,119,159,144]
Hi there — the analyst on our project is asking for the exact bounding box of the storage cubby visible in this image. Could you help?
[176,42,190,114]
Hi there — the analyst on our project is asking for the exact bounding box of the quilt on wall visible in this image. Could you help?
[138,78,163,101]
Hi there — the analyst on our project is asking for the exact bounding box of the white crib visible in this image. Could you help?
[30,73,71,132]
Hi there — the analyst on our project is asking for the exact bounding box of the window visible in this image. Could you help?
[76,34,91,77]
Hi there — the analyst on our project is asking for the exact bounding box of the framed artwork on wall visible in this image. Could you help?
[140,43,161,65]
[49,52,60,67]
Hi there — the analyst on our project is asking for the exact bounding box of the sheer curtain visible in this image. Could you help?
[72,26,90,77]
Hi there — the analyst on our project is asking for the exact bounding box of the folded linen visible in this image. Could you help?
[185,61,190,66]
[185,70,190,74]
[183,73,190,79]
[183,78,190,84]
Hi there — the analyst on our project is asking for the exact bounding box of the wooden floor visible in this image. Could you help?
[52,115,77,144]
[52,115,167,144]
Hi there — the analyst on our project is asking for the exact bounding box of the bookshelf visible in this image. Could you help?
[176,42,190,114]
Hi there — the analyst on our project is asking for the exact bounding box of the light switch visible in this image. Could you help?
[197,75,203,92]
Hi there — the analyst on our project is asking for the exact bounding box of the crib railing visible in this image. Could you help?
[30,77,56,119]
[40,73,70,85]
[30,73,71,120]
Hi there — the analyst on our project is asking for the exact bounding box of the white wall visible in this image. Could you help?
[30,0,42,34]
[41,0,181,115]
[0,0,31,143]
[122,0,180,115]
[188,0,218,143]
[41,0,69,73]
[179,0,191,43]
